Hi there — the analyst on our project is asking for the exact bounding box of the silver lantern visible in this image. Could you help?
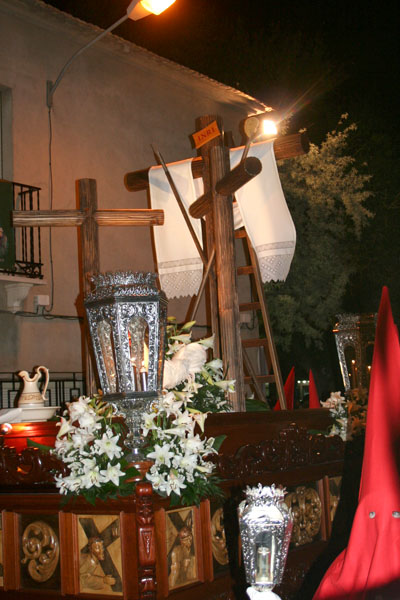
[238,484,293,600]
[84,271,167,461]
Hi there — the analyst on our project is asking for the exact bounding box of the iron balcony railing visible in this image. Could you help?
[0,179,43,278]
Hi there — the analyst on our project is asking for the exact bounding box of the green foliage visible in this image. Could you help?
[265,117,372,353]
[168,474,225,508]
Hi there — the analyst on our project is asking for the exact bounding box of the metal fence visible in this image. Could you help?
[0,179,43,278]
[0,372,85,410]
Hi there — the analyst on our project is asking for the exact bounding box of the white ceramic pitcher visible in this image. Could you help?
[17,366,49,407]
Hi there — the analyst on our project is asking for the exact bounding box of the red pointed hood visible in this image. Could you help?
[308,369,320,408]
[313,287,400,599]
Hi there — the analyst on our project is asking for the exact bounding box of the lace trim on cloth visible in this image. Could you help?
[158,257,203,299]
[256,241,295,282]
[159,269,203,299]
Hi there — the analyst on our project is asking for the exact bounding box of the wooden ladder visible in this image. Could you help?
[235,227,286,409]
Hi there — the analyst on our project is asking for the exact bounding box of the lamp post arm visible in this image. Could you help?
[46,13,129,108]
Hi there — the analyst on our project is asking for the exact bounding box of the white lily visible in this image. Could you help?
[93,431,122,460]
[146,469,166,491]
[56,416,74,438]
[81,464,103,488]
[197,335,214,349]
[142,411,158,437]
[165,470,187,496]
[206,358,223,371]
[147,443,175,467]
[188,408,208,432]
[214,379,235,392]
[179,453,198,472]
[100,463,124,486]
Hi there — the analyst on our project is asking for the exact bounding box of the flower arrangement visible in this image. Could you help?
[51,319,233,507]
[52,395,138,504]
[142,318,233,506]
[321,388,368,441]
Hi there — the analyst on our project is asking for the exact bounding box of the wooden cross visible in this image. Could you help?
[12,178,164,396]
[124,115,309,412]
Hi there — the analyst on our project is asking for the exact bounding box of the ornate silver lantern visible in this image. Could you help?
[238,484,293,600]
[84,271,167,460]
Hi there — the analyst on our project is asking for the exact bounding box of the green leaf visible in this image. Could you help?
[246,397,270,412]
[124,465,141,479]
[212,434,226,452]
[170,333,191,343]
[26,439,53,453]
[181,320,196,332]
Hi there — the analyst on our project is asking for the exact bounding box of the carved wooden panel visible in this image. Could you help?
[0,514,3,587]
[19,514,61,592]
[285,484,323,546]
[0,447,65,487]
[77,514,123,596]
[212,424,344,480]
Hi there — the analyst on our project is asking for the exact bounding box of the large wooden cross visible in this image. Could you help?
[12,178,164,396]
[124,115,309,411]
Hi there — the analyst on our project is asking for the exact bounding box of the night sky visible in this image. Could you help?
[44,1,400,138]
[43,0,400,314]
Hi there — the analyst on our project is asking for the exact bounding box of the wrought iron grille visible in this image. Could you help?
[0,179,43,278]
[0,372,85,410]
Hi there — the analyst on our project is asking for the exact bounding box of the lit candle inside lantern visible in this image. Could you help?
[143,342,149,370]
[140,361,148,391]
[130,360,138,391]
[255,546,272,584]
[351,360,357,389]
[367,365,371,386]
[270,535,276,581]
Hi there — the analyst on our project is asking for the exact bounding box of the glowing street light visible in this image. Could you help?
[240,111,279,162]
[243,112,279,142]
[46,0,176,107]
[129,0,176,19]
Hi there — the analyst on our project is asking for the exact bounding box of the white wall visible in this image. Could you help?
[0,0,266,375]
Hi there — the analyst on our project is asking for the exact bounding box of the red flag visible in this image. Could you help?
[313,287,400,599]
[273,367,295,410]
[308,369,320,408]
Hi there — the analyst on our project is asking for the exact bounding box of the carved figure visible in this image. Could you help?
[211,508,229,566]
[168,526,196,589]
[79,536,116,591]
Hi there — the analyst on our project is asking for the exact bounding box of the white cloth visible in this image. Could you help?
[149,160,204,299]
[148,140,295,299]
[0,408,23,424]
[246,587,281,600]
[231,141,296,283]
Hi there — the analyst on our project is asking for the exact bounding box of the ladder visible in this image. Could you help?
[235,227,286,408]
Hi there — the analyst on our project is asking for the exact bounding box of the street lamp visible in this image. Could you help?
[46,0,176,108]
[243,112,280,141]
[240,111,280,162]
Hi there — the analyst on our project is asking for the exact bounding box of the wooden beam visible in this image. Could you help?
[94,209,163,227]
[13,210,85,227]
[13,209,164,228]
[198,115,246,412]
[189,156,261,219]
[124,132,309,192]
